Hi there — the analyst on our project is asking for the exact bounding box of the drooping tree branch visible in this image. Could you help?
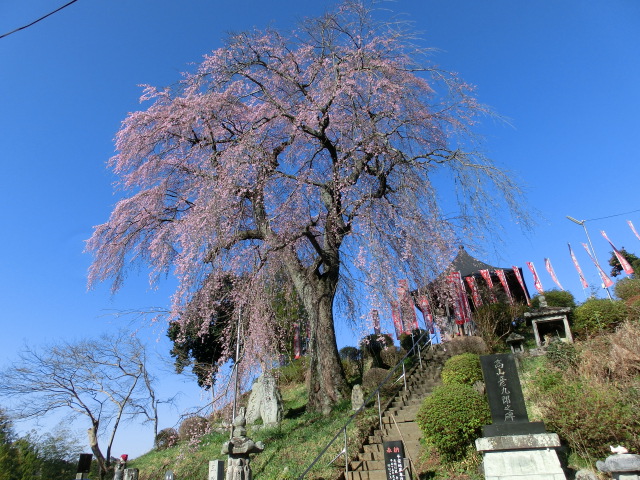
[86,1,529,412]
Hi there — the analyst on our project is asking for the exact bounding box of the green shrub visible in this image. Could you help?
[614,277,640,301]
[537,379,639,458]
[339,346,363,383]
[545,340,578,370]
[441,353,483,386]
[416,383,491,462]
[573,298,628,336]
[614,277,640,318]
[277,356,308,385]
[531,290,576,309]
[339,346,362,362]
[529,367,563,394]
[341,358,362,384]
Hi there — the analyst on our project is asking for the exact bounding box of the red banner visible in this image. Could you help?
[511,266,531,306]
[390,301,403,339]
[628,220,640,242]
[544,258,564,290]
[582,243,614,288]
[568,243,589,289]
[495,269,514,305]
[479,269,498,302]
[464,276,483,308]
[601,231,634,275]
[448,271,472,325]
[416,295,434,333]
[526,262,544,293]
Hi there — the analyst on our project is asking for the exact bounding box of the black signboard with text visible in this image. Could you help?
[76,453,93,474]
[480,353,545,436]
[383,440,406,480]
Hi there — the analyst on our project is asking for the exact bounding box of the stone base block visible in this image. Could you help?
[477,433,566,480]
[482,421,547,437]
[613,474,640,480]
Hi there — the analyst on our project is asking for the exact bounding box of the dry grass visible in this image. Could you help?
[445,336,488,356]
[577,320,640,385]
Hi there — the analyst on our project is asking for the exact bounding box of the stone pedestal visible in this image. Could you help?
[123,469,139,480]
[476,433,566,480]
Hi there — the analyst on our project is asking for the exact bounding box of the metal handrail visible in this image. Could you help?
[297,330,434,480]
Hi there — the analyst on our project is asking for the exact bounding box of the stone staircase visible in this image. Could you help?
[346,345,452,480]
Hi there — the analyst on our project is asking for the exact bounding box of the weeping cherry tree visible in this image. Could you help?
[87,1,526,413]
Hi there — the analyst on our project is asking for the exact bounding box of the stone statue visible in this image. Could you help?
[113,454,128,480]
[221,412,264,480]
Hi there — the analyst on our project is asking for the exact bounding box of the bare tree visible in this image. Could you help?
[0,331,157,480]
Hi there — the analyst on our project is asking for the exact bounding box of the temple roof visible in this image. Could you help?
[447,245,502,277]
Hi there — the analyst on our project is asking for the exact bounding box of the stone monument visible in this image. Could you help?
[351,384,364,411]
[476,353,566,479]
[222,413,265,480]
[245,373,283,426]
[113,455,128,480]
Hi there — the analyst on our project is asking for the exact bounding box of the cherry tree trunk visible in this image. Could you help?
[305,285,348,414]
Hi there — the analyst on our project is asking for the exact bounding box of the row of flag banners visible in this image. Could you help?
[381,265,531,340]
[293,222,640,350]
[379,222,639,340]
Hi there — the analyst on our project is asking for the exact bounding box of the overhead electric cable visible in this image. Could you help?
[585,208,640,222]
[0,0,80,40]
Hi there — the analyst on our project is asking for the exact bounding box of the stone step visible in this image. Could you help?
[406,383,437,392]
[348,352,445,480]
[346,469,387,480]
[356,446,421,463]
[349,459,385,471]
[381,422,421,434]
[368,432,422,444]
[385,402,422,415]
[390,398,423,410]
[407,378,438,386]
[382,413,419,424]
[363,444,384,454]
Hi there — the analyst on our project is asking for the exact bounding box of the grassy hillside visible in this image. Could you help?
[129,309,640,480]
[130,375,381,480]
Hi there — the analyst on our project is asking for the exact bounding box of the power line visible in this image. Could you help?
[586,208,640,222]
[0,0,80,40]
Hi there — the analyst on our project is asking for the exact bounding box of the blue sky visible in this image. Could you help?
[1,0,639,458]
